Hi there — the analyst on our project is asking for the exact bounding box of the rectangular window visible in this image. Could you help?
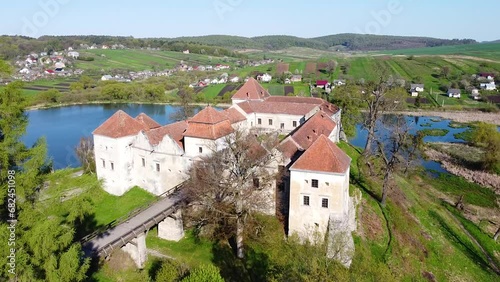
[268,119,273,126]
[199,147,203,153]
[293,121,297,127]
[156,163,160,172]
[303,195,310,206]
[142,158,145,167]
[110,162,114,171]
[102,159,105,168]
[280,123,284,129]
[253,177,260,189]
[258,118,262,125]
[321,198,329,208]
[311,179,319,188]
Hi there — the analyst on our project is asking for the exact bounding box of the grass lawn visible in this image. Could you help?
[92,186,157,226]
[266,84,285,96]
[146,228,214,267]
[200,84,226,100]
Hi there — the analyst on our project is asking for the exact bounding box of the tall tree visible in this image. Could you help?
[325,60,338,80]
[184,130,279,258]
[330,84,363,138]
[0,61,90,281]
[361,79,404,156]
[76,136,96,174]
[373,116,422,205]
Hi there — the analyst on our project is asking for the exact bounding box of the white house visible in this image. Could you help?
[257,73,272,83]
[101,75,113,81]
[448,89,461,98]
[230,76,240,83]
[333,79,346,86]
[480,82,497,91]
[410,84,424,92]
[183,50,190,54]
[68,51,80,59]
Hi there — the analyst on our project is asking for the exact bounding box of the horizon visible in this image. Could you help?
[0,32,488,42]
[2,0,500,42]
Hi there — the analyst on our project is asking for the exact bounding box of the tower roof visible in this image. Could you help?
[135,113,161,129]
[290,135,350,174]
[231,77,270,101]
[93,110,146,138]
[189,106,228,124]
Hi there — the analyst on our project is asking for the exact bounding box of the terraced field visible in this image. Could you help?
[75,49,239,71]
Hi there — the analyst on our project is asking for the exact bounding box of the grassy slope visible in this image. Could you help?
[75,49,238,71]
[337,142,499,281]
[377,42,500,61]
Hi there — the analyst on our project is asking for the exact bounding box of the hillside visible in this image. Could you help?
[0,34,477,60]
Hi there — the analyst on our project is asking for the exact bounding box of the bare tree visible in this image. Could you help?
[362,79,404,156]
[75,136,95,174]
[373,116,421,206]
[183,130,280,258]
[171,87,196,121]
[325,60,338,80]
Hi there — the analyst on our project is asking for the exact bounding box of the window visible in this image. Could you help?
[110,162,114,171]
[293,121,297,127]
[280,123,284,129]
[303,196,310,206]
[253,177,260,189]
[156,163,160,172]
[321,198,329,208]
[102,159,105,168]
[142,158,145,167]
[258,118,262,125]
[199,147,203,153]
[311,179,319,188]
[268,119,273,126]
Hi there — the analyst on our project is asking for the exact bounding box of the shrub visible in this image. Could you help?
[182,264,223,282]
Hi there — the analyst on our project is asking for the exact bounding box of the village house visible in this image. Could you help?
[448,88,461,98]
[257,73,272,82]
[480,81,497,91]
[471,88,481,100]
[409,83,424,97]
[93,78,354,259]
[333,79,346,86]
[291,75,302,83]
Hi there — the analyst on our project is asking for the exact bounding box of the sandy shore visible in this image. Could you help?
[395,110,500,125]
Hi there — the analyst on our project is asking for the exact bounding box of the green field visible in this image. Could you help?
[75,49,238,71]
[378,42,500,61]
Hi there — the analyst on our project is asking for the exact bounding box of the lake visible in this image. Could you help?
[23,104,469,171]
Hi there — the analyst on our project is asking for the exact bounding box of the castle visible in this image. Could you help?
[93,78,355,258]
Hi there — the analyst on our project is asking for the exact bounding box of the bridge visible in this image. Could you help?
[81,185,185,268]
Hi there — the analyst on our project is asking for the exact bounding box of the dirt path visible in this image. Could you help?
[396,110,500,125]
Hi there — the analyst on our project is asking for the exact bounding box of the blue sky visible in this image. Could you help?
[1,0,499,41]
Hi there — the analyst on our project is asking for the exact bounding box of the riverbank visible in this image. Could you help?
[424,147,500,192]
[26,101,233,111]
[398,110,500,125]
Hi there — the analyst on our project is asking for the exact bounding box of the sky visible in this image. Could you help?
[1,0,499,41]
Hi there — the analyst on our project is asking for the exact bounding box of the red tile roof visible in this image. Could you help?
[231,77,270,101]
[265,96,325,105]
[223,107,247,124]
[190,106,228,124]
[135,113,161,129]
[290,111,337,149]
[278,138,300,159]
[316,80,329,86]
[145,121,188,149]
[183,120,234,140]
[236,101,317,116]
[93,110,147,138]
[183,106,234,140]
[290,135,350,174]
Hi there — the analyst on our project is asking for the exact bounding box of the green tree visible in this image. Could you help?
[0,62,90,281]
[182,264,223,282]
[472,122,500,171]
[330,84,363,138]
[38,89,61,103]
